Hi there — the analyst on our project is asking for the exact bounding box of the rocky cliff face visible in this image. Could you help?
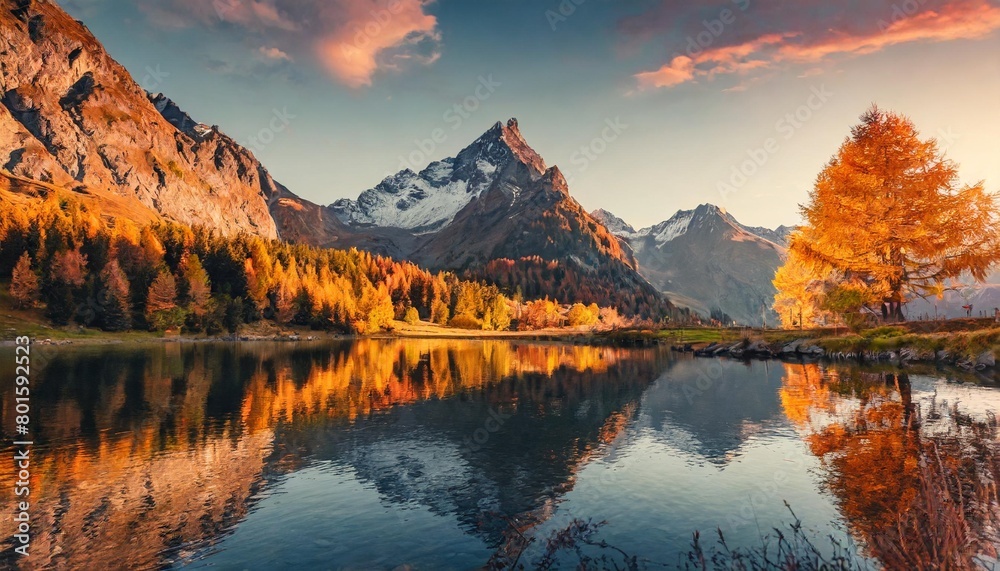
[0,0,279,238]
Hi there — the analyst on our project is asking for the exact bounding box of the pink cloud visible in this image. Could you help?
[316,0,440,88]
[140,0,441,88]
[636,55,695,88]
[633,0,1000,90]
[258,46,293,62]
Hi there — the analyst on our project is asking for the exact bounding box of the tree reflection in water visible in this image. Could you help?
[781,363,1000,570]
[0,340,665,570]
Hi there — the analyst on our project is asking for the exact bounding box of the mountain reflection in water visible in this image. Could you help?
[0,341,998,570]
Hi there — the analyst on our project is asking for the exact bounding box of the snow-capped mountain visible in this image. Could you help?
[330,120,546,233]
[279,119,677,319]
[591,209,636,235]
[596,204,791,326]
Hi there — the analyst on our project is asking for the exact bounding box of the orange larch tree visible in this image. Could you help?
[787,106,1000,321]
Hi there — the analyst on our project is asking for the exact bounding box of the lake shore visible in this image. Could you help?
[667,320,1000,373]
[7,310,1000,370]
[0,317,631,347]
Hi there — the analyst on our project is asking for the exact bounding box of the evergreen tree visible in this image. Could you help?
[9,252,38,309]
[146,270,181,331]
[45,248,88,325]
[99,260,132,332]
[183,254,212,318]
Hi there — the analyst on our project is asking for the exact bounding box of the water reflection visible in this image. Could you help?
[640,359,788,463]
[1,342,999,570]
[0,341,668,569]
[780,362,1000,569]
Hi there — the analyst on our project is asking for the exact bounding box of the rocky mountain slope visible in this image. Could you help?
[0,0,280,237]
[596,205,789,326]
[325,119,676,318]
[331,120,546,234]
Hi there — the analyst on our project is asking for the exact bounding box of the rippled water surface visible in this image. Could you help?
[2,340,999,569]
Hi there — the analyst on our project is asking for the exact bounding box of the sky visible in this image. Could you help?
[62,0,1000,230]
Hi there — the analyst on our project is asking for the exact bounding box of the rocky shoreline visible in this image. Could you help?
[676,337,998,372]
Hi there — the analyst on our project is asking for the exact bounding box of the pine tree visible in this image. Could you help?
[146,271,178,314]
[9,252,38,309]
[183,254,211,317]
[99,260,132,331]
[146,270,180,330]
[45,248,88,325]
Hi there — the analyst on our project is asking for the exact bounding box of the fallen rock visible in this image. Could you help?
[800,345,824,357]
[694,343,719,357]
[782,339,804,355]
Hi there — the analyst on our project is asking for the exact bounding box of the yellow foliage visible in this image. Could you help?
[789,106,1000,321]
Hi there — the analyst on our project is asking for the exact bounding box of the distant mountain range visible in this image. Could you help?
[594,205,792,326]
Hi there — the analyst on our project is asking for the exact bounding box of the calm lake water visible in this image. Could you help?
[1,340,999,570]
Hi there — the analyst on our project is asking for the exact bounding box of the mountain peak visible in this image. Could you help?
[591,209,636,236]
[147,92,212,140]
[464,118,546,176]
[332,119,548,232]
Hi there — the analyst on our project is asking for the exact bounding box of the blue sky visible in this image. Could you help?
[62,0,1000,229]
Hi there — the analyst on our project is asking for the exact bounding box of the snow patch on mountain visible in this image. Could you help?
[591,209,636,235]
[331,119,544,232]
[650,211,695,245]
[331,160,495,233]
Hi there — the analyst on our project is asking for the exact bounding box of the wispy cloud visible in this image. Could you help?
[628,0,1000,90]
[258,46,293,62]
[139,0,441,88]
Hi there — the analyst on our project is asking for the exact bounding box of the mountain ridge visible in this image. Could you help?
[0,0,299,237]
[594,204,792,325]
